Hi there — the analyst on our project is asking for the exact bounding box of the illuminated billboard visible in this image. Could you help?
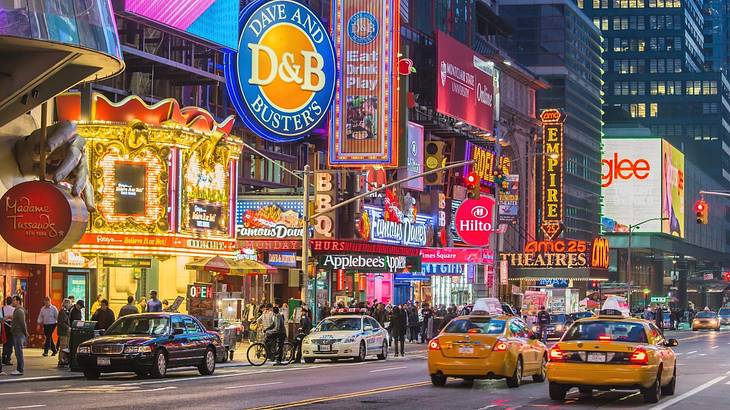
[601,138,683,237]
[329,0,400,166]
[540,109,564,240]
[121,0,239,49]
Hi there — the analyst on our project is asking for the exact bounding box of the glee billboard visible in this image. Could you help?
[436,31,495,134]
[225,0,337,142]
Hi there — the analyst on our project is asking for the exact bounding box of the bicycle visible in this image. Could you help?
[246,335,295,366]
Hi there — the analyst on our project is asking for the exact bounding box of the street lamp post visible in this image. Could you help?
[626,217,668,308]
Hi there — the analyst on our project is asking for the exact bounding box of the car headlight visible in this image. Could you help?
[556,325,563,331]
[77,346,91,354]
[123,345,152,354]
[342,335,357,344]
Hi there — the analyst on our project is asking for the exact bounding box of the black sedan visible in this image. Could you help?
[544,314,573,339]
[76,313,225,380]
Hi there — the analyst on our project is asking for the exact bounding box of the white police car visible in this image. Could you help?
[302,309,389,363]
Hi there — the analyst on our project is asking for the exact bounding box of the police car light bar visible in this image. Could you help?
[333,308,368,315]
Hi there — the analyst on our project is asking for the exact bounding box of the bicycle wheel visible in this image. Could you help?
[282,342,296,365]
[246,342,268,366]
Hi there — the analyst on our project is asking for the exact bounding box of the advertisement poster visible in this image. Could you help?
[330,0,399,166]
[601,139,662,233]
[66,275,87,301]
[498,174,519,223]
[436,31,494,134]
[114,162,146,216]
[522,290,547,316]
[463,141,510,186]
[662,140,685,238]
[189,202,224,231]
[398,122,424,191]
[236,198,305,239]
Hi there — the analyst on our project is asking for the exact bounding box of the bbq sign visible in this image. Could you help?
[225,0,337,142]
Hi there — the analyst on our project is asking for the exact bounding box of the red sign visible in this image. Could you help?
[421,248,487,264]
[77,233,235,253]
[310,239,421,256]
[0,181,88,253]
[454,197,495,247]
[436,31,494,134]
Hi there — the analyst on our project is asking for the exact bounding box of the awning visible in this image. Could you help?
[185,256,275,276]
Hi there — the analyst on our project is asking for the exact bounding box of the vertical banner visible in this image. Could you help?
[540,109,565,240]
[314,172,337,238]
[661,140,685,238]
[498,174,519,223]
[329,0,400,166]
[398,122,424,191]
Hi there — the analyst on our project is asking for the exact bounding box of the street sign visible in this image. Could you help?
[703,272,714,281]
[650,296,668,303]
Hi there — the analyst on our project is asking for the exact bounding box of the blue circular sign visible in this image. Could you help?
[347,12,378,45]
[224,0,337,142]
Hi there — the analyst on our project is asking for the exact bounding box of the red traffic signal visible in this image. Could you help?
[695,199,708,224]
[724,271,730,281]
[464,172,481,199]
[464,172,479,188]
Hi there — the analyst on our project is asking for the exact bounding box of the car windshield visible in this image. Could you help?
[551,314,568,323]
[696,311,717,318]
[562,321,647,343]
[105,316,170,336]
[719,308,730,316]
[317,317,361,331]
[444,318,505,334]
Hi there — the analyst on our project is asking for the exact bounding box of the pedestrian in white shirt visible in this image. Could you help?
[37,297,58,356]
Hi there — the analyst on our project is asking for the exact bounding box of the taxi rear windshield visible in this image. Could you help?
[696,311,717,318]
[562,321,647,343]
[444,319,505,334]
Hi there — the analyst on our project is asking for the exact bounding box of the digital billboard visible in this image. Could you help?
[113,162,147,216]
[122,0,239,49]
[662,140,685,238]
[601,139,662,233]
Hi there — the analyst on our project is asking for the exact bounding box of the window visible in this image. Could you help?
[703,103,719,114]
[649,103,658,117]
[625,103,646,117]
[445,318,506,334]
[703,81,718,95]
[508,320,528,338]
[563,321,648,342]
[184,317,202,334]
[686,80,702,95]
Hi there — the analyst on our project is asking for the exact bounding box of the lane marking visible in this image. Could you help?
[687,351,697,355]
[7,406,46,409]
[224,382,283,390]
[369,366,408,373]
[248,381,431,410]
[475,406,497,410]
[648,376,726,410]
[712,346,719,349]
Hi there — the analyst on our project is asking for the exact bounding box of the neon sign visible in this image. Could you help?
[500,237,609,270]
[540,109,565,240]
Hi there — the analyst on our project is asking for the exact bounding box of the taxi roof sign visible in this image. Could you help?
[472,298,503,316]
[600,296,630,317]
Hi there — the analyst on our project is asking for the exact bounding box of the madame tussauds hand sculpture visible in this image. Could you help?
[0,113,94,212]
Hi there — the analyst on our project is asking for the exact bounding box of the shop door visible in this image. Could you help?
[134,269,148,303]
[393,284,412,306]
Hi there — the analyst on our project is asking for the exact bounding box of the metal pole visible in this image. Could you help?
[39,102,48,180]
[627,226,633,308]
[301,165,310,305]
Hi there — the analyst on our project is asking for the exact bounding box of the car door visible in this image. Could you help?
[649,323,675,381]
[508,319,535,373]
[366,317,382,350]
[183,316,206,364]
[167,315,189,366]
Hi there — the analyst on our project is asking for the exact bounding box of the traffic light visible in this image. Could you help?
[464,172,481,199]
[695,199,708,224]
[424,141,447,185]
[723,271,730,281]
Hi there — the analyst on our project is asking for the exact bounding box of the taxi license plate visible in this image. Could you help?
[587,352,606,363]
[97,357,111,366]
[318,345,332,352]
[458,345,474,354]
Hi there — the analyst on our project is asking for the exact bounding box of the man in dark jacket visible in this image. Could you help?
[373,303,387,326]
[655,305,664,332]
[265,306,286,365]
[57,299,72,367]
[440,306,457,331]
[119,296,139,318]
[537,306,551,341]
[390,306,407,357]
[70,300,84,323]
[406,306,419,343]
[91,299,116,331]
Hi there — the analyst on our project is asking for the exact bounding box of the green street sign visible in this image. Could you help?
[650,296,668,303]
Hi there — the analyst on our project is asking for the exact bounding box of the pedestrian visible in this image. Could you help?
[146,290,162,312]
[37,296,58,356]
[70,300,85,323]
[294,305,312,364]
[537,306,551,341]
[440,306,457,331]
[57,299,72,367]
[373,303,387,327]
[407,305,419,343]
[264,306,286,365]
[390,306,407,357]
[257,304,274,342]
[421,303,433,343]
[119,296,139,318]
[1,297,14,365]
[91,299,116,331]
[90,294,103,316]
[320,302,330,320]
[162,299,170,311]
[137,297,147,313]
[655,304,664,332]
[10,296,27,375]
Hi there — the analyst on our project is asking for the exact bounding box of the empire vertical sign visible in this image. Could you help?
[329,0,400,166]
[540,109,564,240]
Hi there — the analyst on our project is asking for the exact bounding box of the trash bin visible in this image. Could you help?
[69,320,97,371]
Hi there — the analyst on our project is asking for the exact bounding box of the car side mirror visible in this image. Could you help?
[665,338,678,347]
[173,328,184,335]
[364,325,373,331]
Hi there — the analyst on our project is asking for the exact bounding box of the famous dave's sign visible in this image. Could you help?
[454,196,495,247]
[359,202,433,247]
[540,109,565,240]
[225,0,337,142]
[236,198,305,239]
[0,181,88,253]
[500,237,610,270]
[318,254,422,273]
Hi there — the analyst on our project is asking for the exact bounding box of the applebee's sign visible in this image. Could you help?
[454,196,495,247]
[318,254,422,273]
[365,206,431,247]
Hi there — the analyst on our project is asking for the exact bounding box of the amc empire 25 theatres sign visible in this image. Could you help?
[500,238,610,270]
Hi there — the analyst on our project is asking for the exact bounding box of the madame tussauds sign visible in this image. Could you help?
[0,181,88,253]
[318,254,421,273]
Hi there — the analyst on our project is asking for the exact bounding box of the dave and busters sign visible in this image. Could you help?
[225,0,337,142]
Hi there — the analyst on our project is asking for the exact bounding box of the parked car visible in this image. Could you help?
[76,313,225,380]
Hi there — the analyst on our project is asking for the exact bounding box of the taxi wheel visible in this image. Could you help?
[533,355,547,382]
[506,357,523,388]
[642,370,661,403]
[579,387,593,397]
[354,342,366,362]
[304,357,315,364]
[549,382,567,401]
[431,374,447,386]
[377,341,388,360]
[83,369,100,380]
[661,366,677,396]
[462,378,474,387]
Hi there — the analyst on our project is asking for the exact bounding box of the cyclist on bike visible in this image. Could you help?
[264,306,286,365]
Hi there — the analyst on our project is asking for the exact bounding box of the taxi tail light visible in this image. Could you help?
[492,339,508,352]
[548,345,564,361]
[428,339,441,351]
[629,347,649,365]
[598,335,612,341]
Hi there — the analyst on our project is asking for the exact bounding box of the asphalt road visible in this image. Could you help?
[0,330,729,409]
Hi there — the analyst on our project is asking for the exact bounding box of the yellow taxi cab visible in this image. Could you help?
[428,313,547,388]
[691,310,720,331]
[546,309,678,403]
